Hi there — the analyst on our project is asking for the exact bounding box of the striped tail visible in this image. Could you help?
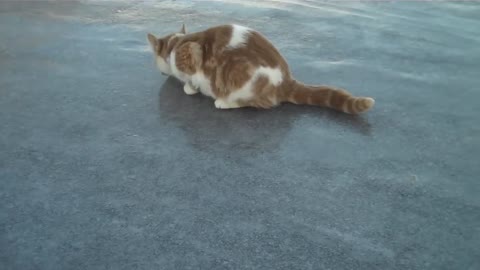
[285,80,375,114]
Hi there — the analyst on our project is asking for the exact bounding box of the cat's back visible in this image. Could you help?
[200,24,289,71]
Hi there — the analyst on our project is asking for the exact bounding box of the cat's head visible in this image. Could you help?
[147,24,187,76]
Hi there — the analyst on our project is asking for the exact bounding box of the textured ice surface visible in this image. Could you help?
[1,1,479,269]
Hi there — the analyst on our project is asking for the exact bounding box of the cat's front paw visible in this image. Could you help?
[214,99,239,109]
[183,83,198,95]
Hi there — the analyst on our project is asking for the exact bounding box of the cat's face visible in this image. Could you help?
[147,24,186,76]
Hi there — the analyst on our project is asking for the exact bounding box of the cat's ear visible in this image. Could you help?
[147,33,158,50]
[180,23,186,34]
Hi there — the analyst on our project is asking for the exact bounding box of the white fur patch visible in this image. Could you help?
[183,83,198,95]
[156,56,171,75]
[257,66,283,86]
[191,72,214,97]
[227,25,251,48]
[227,79,255,103]
[226,66,283,103]
[214,99,239,109]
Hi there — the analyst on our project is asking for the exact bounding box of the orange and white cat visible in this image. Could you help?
[148,24,374,114]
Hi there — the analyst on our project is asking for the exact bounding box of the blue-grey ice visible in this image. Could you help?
[1,1,479,269]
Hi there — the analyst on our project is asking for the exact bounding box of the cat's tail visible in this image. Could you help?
[284,80,375,114]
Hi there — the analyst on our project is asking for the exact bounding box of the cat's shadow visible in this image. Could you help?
[158,77,372,154]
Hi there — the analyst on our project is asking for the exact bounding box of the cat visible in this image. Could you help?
[147,24,375,114]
